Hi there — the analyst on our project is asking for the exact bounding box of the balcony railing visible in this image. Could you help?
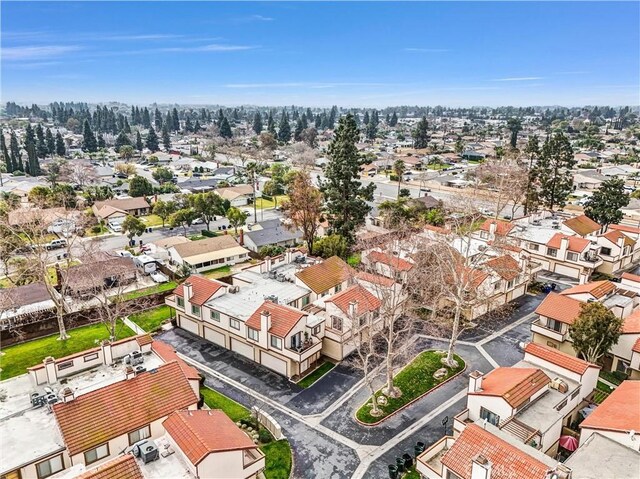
[531,319,566,342]
[283,337,323,362]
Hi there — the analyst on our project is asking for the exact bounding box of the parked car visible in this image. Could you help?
[47,219,76,235]
[150,271,169,283]
[45,239,67,250]
[191,218,204,225]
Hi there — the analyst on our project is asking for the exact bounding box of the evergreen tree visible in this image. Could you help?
[267,111,276,135]
[146,126,160,152]
[172,108,180,132]
[363,111,370,125]
[35,124,48,158]
[82,120,98,152]
[162,124,171,150]
[1,130,12,173]
[45,128,55,156]
[128,175,154,197]
[390,111,398,127]
[97,131,106,149]
[507,117,522,149]
[366,117,377,140]
[252,112,263,135]
[184,116,193,133]
[328,105,338,128]
[142,107,151,129]
[535,132,576,211]
[135,131,144,151]
[219,117,233,139]
[55,132,66,157]
[25,124,36,152]
[123,117,132,134]
[154,108,163,130]
[115,131,132,152]
[9,131,23,172]
[413,116,430,149]
[584,177,629,228]
[193,120,201,132]
[26,141,40,176]
[320,114,375,244]
[294,120,304,142]
[278,112,291,143]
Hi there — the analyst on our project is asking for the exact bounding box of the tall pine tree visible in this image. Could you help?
[45,128,55,156]
[55,132,66,157]
[278,112,291,143]
[1,130,12,173]
[162,124,171,150]
[320,114,375,244]
[219,117,233,139]
[267,111,276,135]
[535,132,576,211]
[135,131,144,151]
[413,116,430,149]
[9,131,23,172]
[146,126,160,152]
[82,120,98,152]
[253,112,263,135]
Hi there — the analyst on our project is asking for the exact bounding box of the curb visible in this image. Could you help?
[353,352,467,427]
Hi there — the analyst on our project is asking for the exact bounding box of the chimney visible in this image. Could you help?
[44,356,58,385]
[60,387,75,403]
[239,228,244,246]
[285,250,293,264]
[260,310,271,332]
[265,256,272,272]
[617,235,625,249]
[183,282,193,302]
[469,370,483,393]
[489,221,497,237]
[471,455,492,479]
[560,236,569,251]
[348,301,358,318]
[125,365,136,380]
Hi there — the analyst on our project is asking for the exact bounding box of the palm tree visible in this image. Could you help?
[393,159,405,199]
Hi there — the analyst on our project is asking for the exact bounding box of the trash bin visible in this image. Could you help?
[415,441,426,457]
[388,465,398,479]
[402,453,413,469]
[395,457,405,473]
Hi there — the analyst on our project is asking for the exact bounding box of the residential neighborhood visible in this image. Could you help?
[1,2,640,479]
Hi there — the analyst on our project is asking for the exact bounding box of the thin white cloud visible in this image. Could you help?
[491,77,544,82]
[250,15,274,22]
[3,61,63,69]
[404,48,449,53]
[2,45,82,61]
[224,82,387,89]
[555,71,589,75]
[100,34,184,41]
[160,44,257,53]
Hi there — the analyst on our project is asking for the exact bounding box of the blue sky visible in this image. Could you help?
[2,2,639,107]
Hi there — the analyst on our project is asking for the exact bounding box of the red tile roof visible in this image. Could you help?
[245,301,306,338]
[485,255,520,281]
[356,271,395,287]
[163,410,257,465]
[535,293,583,325]
[546,233,590,252]
[622,310,640,334]
[441,424,551,479]
[622,272,640,283]
[469,367,550,408]
[480,219,514,236]
[601,229,636,247]
[136,334,153,347]
[326,284,381,316]
[633,337,640,354]
[53,361,198,456]
[580,380,640,433]
[174,275,226,306]
[295,256,352,294]
[559,280,616,299]
[152,340,200,380]
[563,215,601,236]
[610,224,640,235]
[368,250,414,272]
[524,342,599,375]
[76,454,143,479]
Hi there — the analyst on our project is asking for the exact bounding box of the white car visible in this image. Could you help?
[150,271,169,283]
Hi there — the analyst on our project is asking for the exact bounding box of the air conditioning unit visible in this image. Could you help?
[550,378,568,393]
[552,221,560,229]
[124,350,143,366]
[135,365,146,374]
[132,440,159,464]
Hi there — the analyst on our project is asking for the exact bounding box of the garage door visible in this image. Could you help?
[554,264,580,278]
[204,327,225,347]
[260,352,288,376]
[230,338,254,360]
[179,316,199,335]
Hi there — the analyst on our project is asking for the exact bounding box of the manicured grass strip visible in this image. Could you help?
[116,281,177,302]
[0,320,135,380]
[140,214,164,227]
[201,265,231,279]
[403,469,420,479]
[599,370,625,386]
[129,305,173,333]
[256,195,288,209]
[297,361,335,388]
[199,386,251,422]
[260,440,292,479]
[356,351,465,424]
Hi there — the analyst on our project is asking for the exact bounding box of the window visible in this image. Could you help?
[128,425,150,445]
[616,360,630,374]
[529,243,539,251]
[230,319,240,330]
[331,316,343,331]
[36,455,64,479]
[176,297,184,308]
[248,328,259,341]
[480,407,500,426]
[507,279,515,289]
[210,310,220,321]
[359,315,367,327]
[600,247,612,256]
[567,252,578,262]
[446,472,463,479]
[480,231,489,239]
[191,305,200,316]
[547,319,563,332]
[84,443,109,465]
[546,341,558,349]
[312,325,322,335]
[571,387,581,400]
[270,336,282,349]
[57,360,73,371]
[493,281,501,291]
[547,248,558,257]
[84,353,99,362]
[301,295,310,307]
[556,399,568,411]
[335,283,342,293]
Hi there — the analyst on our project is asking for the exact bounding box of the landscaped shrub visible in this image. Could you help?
[201,229,217,238]
[91,225,102,234]
[259,428,273,444]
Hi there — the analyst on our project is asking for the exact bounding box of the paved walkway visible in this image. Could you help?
[156,292,546,479]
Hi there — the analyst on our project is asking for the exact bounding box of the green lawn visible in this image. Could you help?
[403,468,420,479]
[200,386,252,422]
[129,305,173,333]
[85,224,109,237]
[0,320,136,380]
[140,214,164,227]
[116,281,177,302]
[356,351,465,424]
[297,361,336,388]
[201,265,231,279]
[599,370,626,386]
[261,440,292,479]
[256,195,288,209]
